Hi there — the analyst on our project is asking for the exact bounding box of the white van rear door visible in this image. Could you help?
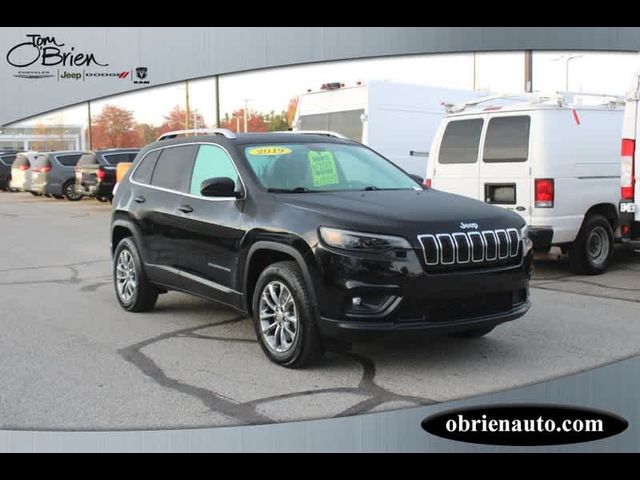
[478,114,532,222]
[430,116,483,200]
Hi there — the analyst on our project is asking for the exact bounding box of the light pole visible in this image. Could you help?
[552,54,583,91]
[243,99,250,133]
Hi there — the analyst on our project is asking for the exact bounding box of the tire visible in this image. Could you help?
[569,214,614,275]
[96,196,109,203]
[252,260,325,368]
[113,237,158,312]
[52,194,64,200]
[62,181,82,201]
[30,191,41,196]
[452,326,495,338]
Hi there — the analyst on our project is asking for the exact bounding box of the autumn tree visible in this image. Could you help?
[266,111,289,132]
[220,109,268,133]
[137,123,158,146]
[91,105,139,149]
[156,105,206,135]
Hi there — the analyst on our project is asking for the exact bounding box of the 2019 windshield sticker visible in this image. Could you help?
[308,151,340,187]
[248,146,293,156]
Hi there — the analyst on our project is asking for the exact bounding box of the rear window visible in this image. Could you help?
[56,154,82,167]
[438,119,483,164]
[483,116,530,163]
[77,154,98,166]
[103,152,139,165]
[13,155,31,168]
[0,155,16,166]
[298,109,364,142]
[34,155,52,169]
[150,145,196,192]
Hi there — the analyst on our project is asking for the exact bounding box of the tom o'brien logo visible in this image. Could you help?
[6,33,149,84]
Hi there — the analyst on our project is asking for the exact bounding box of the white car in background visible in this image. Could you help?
[426,92,624,274]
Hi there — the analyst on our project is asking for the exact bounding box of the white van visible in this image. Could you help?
[619,73,640,244]
[426,92,624,274]
[294,80,483,176]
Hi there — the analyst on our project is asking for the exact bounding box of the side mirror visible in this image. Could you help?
[200,177,242,198]
[409,174,425,187]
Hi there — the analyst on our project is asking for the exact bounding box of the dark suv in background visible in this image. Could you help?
[111,129,532,368]
[29,150,86,200]
[75,149,139,202]
[0,150,20,191]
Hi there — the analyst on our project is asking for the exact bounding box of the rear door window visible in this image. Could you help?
[150,145,197,193]
[132,150,161,185]
[103,152,139,165]
[56,154,82,167]
[483,116,531,163]
[438,119,483,164]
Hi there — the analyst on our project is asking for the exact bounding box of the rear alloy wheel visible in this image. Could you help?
[113,237,158,312]
[569,214,614,275]
[63,181,82,201]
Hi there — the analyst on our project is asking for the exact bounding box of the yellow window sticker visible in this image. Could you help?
[248,146,292,156]
[308,151,339,187]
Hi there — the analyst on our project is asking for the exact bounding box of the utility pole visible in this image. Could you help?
[243,99,249,133]
[214,75,220,127]
[524,50,532,93]
[185,80,191,129]
[472,52,476,90]
[552,54,583,91]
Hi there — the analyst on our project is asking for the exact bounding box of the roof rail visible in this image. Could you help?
[446,91,625,114]
[291,130,349,140]
[156,128,237,142]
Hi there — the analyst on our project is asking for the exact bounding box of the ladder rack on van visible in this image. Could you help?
[446,91,625,114]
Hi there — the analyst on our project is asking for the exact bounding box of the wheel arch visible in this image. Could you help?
[583,203,620,235]
[111,213,146,261]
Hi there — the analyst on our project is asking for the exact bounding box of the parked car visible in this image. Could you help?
[620,72,640,245]
[110,129,532,368]
[426,92,624,274]
[294,80,484,176]
[9,152,39,194]
[75,149,140,201]
[29,150,86,201]
[0,150,20,191]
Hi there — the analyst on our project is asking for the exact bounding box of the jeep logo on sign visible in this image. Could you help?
[459,222,479,230]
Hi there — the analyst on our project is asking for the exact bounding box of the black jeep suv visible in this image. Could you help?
[111,129,532,368]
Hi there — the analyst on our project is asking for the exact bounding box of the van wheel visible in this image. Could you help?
[569,214,614,275]
[113,237,158,312]
[252,261,325,368]
[63,181,82,201]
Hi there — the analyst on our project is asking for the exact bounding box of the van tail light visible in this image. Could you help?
[19,165,29,171]
[621,138,635,201]
[96,167,106,181]
[425,178,432,189]
[535,178,554,208]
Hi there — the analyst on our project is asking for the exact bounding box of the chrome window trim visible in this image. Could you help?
[129,142,247,202]
[452,232,471,264]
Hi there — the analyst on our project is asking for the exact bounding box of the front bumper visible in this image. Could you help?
[314,244,532,339]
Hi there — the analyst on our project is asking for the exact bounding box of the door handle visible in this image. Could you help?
[134,195,145,203]
[178,204,194,214]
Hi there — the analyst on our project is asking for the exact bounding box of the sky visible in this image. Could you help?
[12,51,640,128]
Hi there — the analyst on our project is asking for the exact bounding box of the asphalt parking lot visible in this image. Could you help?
[1,192,640,430]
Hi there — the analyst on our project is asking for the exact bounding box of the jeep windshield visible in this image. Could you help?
[243,143,420,192]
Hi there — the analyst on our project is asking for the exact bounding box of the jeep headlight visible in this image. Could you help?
[521,225,533,254]
[319,227,411,252]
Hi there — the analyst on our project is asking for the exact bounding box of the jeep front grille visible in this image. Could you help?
[418,228,521,272]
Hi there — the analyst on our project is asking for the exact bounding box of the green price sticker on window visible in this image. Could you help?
[308,151,339,187]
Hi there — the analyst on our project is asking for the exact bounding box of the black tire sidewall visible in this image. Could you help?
[252,263,314,366]
[113,238,143,310]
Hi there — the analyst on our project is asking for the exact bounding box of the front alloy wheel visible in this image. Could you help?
[259,281,298,353]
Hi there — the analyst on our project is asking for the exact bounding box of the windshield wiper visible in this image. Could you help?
[363,186,378,191]
[267,187,314,193]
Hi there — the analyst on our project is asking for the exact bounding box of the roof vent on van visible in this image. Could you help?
[320,82,343,91]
